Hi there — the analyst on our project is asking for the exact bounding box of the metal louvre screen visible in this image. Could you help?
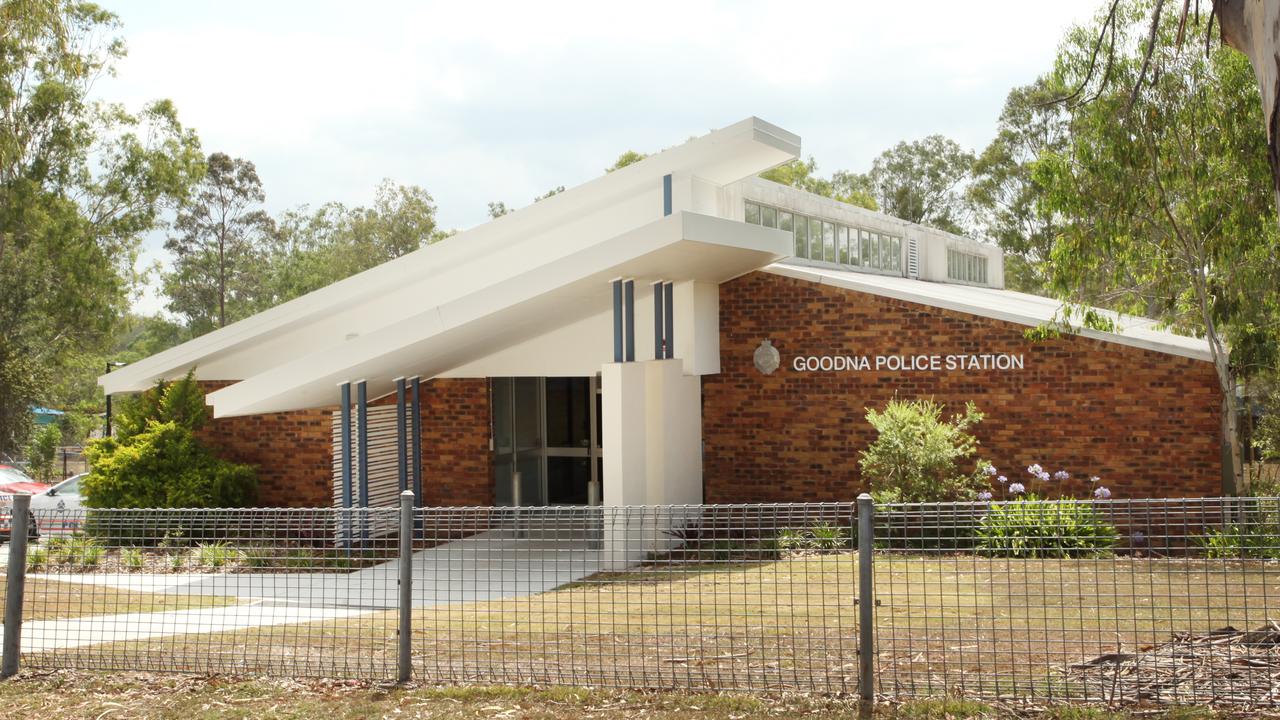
[409,503,859,691]
[873,497,1280,705]
[17,507,401,679]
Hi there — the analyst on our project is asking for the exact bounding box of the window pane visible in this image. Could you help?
[779,211,793,232]
[762,206,777,228]
[848,227,860,265]
[823,221,836,263]
[809,217,823,260]
[872,234,882,268]
[837,226,849,264]
[794,215,808,258]
[891,237,901,270]
[860,230,871,266]
[745,202,760,224]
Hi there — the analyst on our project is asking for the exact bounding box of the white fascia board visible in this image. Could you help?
[101,117,800,395]
[208,213,789,416]
[765,263,1214,362]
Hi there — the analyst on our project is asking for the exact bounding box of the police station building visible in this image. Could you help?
[101,118,1223,511]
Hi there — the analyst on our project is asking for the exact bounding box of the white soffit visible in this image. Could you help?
[100,117,800,396]
[207,213,790,417]
[766,263,1214,362]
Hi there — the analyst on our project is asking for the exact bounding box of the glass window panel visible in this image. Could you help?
[837,226,849,264]
[794,215,808,258]
[871,233,882,268]
[860,230,871,266]
[891,237,901,270]
[808,217,823,260]
[779,211,793,232]
[822,221,836,263]
[545,377,590,448]
[882,235,891,269]
[848,227,860,265]
[762,206,777,228]
[745,202,760,224]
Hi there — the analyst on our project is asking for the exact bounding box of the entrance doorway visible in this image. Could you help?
[491,376,602,506]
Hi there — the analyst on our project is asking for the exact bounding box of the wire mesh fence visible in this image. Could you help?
[408,503,859,691]
[2,496,1280,706]
[13,506,402,679]
[874,497,1280,705]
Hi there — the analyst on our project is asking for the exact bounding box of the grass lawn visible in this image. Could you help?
[1,576,238,621]
[15,553,1280,703]
[0,671,1266,719]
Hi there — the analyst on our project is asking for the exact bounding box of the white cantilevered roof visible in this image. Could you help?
[765,263,1213,362]
[101,117,800,416]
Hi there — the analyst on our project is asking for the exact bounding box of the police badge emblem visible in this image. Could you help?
[753,339,780,375]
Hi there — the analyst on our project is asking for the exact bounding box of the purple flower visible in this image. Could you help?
[1009,482,1026,495]
[977,491,993,501]
[1093,486,1111,499]
[997,475,1008,485]
[1038,471,1051,482]
[1027,464,1043,476]
[984,465,998,476]
[1054,470,1070,481]
[1131,531,1147,545]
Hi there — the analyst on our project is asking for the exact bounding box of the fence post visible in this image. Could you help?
[398,490,413,683]
[2,494,31,679]
[857,493,875,705]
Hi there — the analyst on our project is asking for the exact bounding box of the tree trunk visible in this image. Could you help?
[1215,0,1280,211]
[1223,387,1247,495]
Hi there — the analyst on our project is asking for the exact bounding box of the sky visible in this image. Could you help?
[99,0,1105,315]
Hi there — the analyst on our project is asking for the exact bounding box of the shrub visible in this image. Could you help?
[976,497,1118,558]
[196,542,237,569]
[809,523,849,550]
[120,547,145,571]
[27,545,46,570]
[83,370,257,509]
[860,398,991,503]
[25,422,61,483]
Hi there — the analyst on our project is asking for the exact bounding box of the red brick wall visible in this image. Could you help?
[702,271,1223,503]
[196,378,492,508]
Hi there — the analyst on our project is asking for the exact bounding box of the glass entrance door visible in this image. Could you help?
[491,376,601,506]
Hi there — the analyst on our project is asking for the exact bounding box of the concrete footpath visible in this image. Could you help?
[2,603,373,653]
[3,527,603,653]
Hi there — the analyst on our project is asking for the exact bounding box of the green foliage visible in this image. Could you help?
[46,535,105,567]
[1031,1,1280,493]
[84,420,256,509]
[27,545,46,570]
[968,80,1068,295]
[195,542,236,568]
[976,497,1118,558]
[759,157,878,210]
[110,370,208,441]
[859,399,990,503]
[120,547,144,571]
[265,180,443,303]
[808,523,849,550]
[163,152,273,332]
[1201,522,1280,559]
[0,1,203,456]
[605,150,647,172]
[867,135,975,234]
[25,422,61,482]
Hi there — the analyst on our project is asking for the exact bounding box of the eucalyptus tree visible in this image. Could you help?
[0,0,203,453]
[1034,1,1279,493]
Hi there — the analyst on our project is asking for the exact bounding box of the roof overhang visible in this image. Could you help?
[207,213,789,417]
[100,117,800,397]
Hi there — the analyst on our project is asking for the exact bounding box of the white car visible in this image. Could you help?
[29,473,86,535]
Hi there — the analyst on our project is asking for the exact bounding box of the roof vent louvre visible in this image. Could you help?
[906,236,920,278]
